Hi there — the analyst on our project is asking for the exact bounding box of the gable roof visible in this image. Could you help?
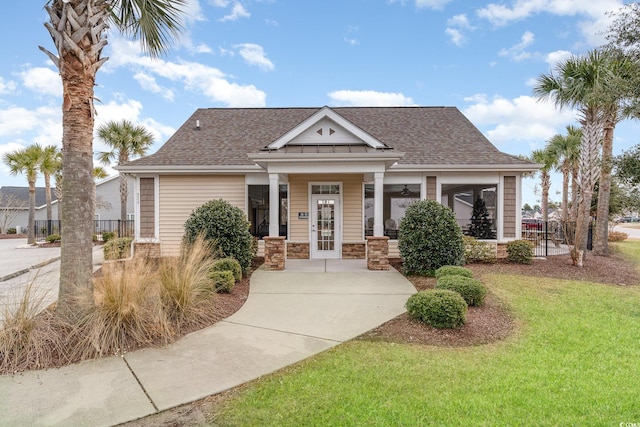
[0,186,57,208]
[121,106,536,171]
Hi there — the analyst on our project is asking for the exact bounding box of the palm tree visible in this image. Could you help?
[39,0,186,320]
[530,147,557,222]
[533,50,609,266]
[97,120,154,222]
[38,145,60,228]
[547,126,581,222]
[3,144,43,245]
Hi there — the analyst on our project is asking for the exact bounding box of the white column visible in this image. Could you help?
[374,172,384,236]
[269,173,279,237]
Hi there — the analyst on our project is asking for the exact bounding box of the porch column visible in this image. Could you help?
[269,173,279,237]
[374,172,384,236]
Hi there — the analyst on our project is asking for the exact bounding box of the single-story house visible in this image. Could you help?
[119,106,538,269]
[0,175,134,233]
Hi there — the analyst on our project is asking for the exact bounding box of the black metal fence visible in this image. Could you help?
[521,220,593,257]
[33,220,134,242]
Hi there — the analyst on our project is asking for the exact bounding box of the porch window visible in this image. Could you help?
[364,183,420,238]
[248,184,288,238]
[441,184,497,239]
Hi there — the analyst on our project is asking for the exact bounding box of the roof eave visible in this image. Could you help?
[391,163,540,172]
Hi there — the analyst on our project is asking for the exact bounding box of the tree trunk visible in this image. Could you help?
[541,172,550,222]
[56,57,97,321]
[593,122,615,256]
[561,167,569,222]
[570,164,579,222]
[28,179,36,245]
[120,173,128,223]
[45,173,52,222]
[571,116,602,267]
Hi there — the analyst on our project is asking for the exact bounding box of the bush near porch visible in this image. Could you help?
[398,199,465,275]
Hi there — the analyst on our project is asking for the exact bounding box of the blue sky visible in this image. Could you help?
[1,0,638,207]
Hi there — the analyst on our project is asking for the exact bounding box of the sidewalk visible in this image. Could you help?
[0,260,416,427]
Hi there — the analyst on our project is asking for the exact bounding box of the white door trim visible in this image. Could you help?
[309,182,342,259]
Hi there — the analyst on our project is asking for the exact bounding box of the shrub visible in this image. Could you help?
[0,281,67,373]
[74,257,169,358]
[102,231,116,242]
[506,240,534,264]
[211,257,242,282]
[103,237,133,260]
[184,199,255,273]
[463,235,496,264]
[210,270,235,293]
[159,236,217,326]
[398,200,465,275]
[434,265,473,279]
[405,289,467,329]
[436,275,487,306]
[608,231,628,242]
[45,234,61,243]
[7,228,16,234]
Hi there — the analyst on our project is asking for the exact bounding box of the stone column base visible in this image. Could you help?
[264,236,286,270]
[366,236,389,270]
[134,242,161,259]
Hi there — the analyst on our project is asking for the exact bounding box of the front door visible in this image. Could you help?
[311,194,341,259]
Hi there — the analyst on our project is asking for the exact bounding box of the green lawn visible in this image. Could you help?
[211,246,640,426]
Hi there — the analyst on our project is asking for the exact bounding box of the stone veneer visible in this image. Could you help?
[342,242,366,259]
[366,236,389,270]
[134,242,161,259]
[286,242,310,259]
[264,236,286,270]
[497,243,508,259]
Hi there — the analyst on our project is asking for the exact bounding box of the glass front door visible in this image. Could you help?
[311,194,340,259]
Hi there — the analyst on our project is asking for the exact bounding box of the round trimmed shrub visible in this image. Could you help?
[7,228,17,234]
[210,270,235,293]
[184,199,255,273]
[463,235,497,264]
[405,289,467,329]
[434,265,473,279]
[103,237,133,260]
[506,239,533,264]
[398,200,465,275]
[46,234,61,243]
[211,257,242,282]
[435,275,487,307]
[102,231,116,242]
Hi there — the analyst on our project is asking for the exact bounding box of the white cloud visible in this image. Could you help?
[477,0,624,45]
[133,72,175,101]
[105,36,267,107]
[0,77,17,94]
[219,2,250,22]
[462,94,576,150]
[235,43,275,71]
[0,105,60,139]
[445,28,465,46]
[445,14,475,47]
[498,31,535,61]
[545,50,572,68]
[328,90,416,107]
[18,67,62,97]
[210,0,230,7]
[415,0,453,10]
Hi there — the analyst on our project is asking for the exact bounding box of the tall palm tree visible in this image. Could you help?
[3,144,43,245]
[38,144,60,225]
[39,0,186,320]
[533,49,609,266]
[547,125,581,222]
[97,120,154,222]
[530,147,557,222]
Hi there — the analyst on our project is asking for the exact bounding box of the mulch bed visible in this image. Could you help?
[0,234,26,239]
[360,252,640,348]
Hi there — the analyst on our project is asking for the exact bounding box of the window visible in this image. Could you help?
[441,184,497,239]
[248,184,288,238]
[363,183,420,238]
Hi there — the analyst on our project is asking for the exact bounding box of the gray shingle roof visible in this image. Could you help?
[0,187,57,207]
[124,107,534,168]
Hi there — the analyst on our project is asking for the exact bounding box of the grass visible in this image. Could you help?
[211,248,640,426]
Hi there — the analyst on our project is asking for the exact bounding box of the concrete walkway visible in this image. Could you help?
[0,257,415,427]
